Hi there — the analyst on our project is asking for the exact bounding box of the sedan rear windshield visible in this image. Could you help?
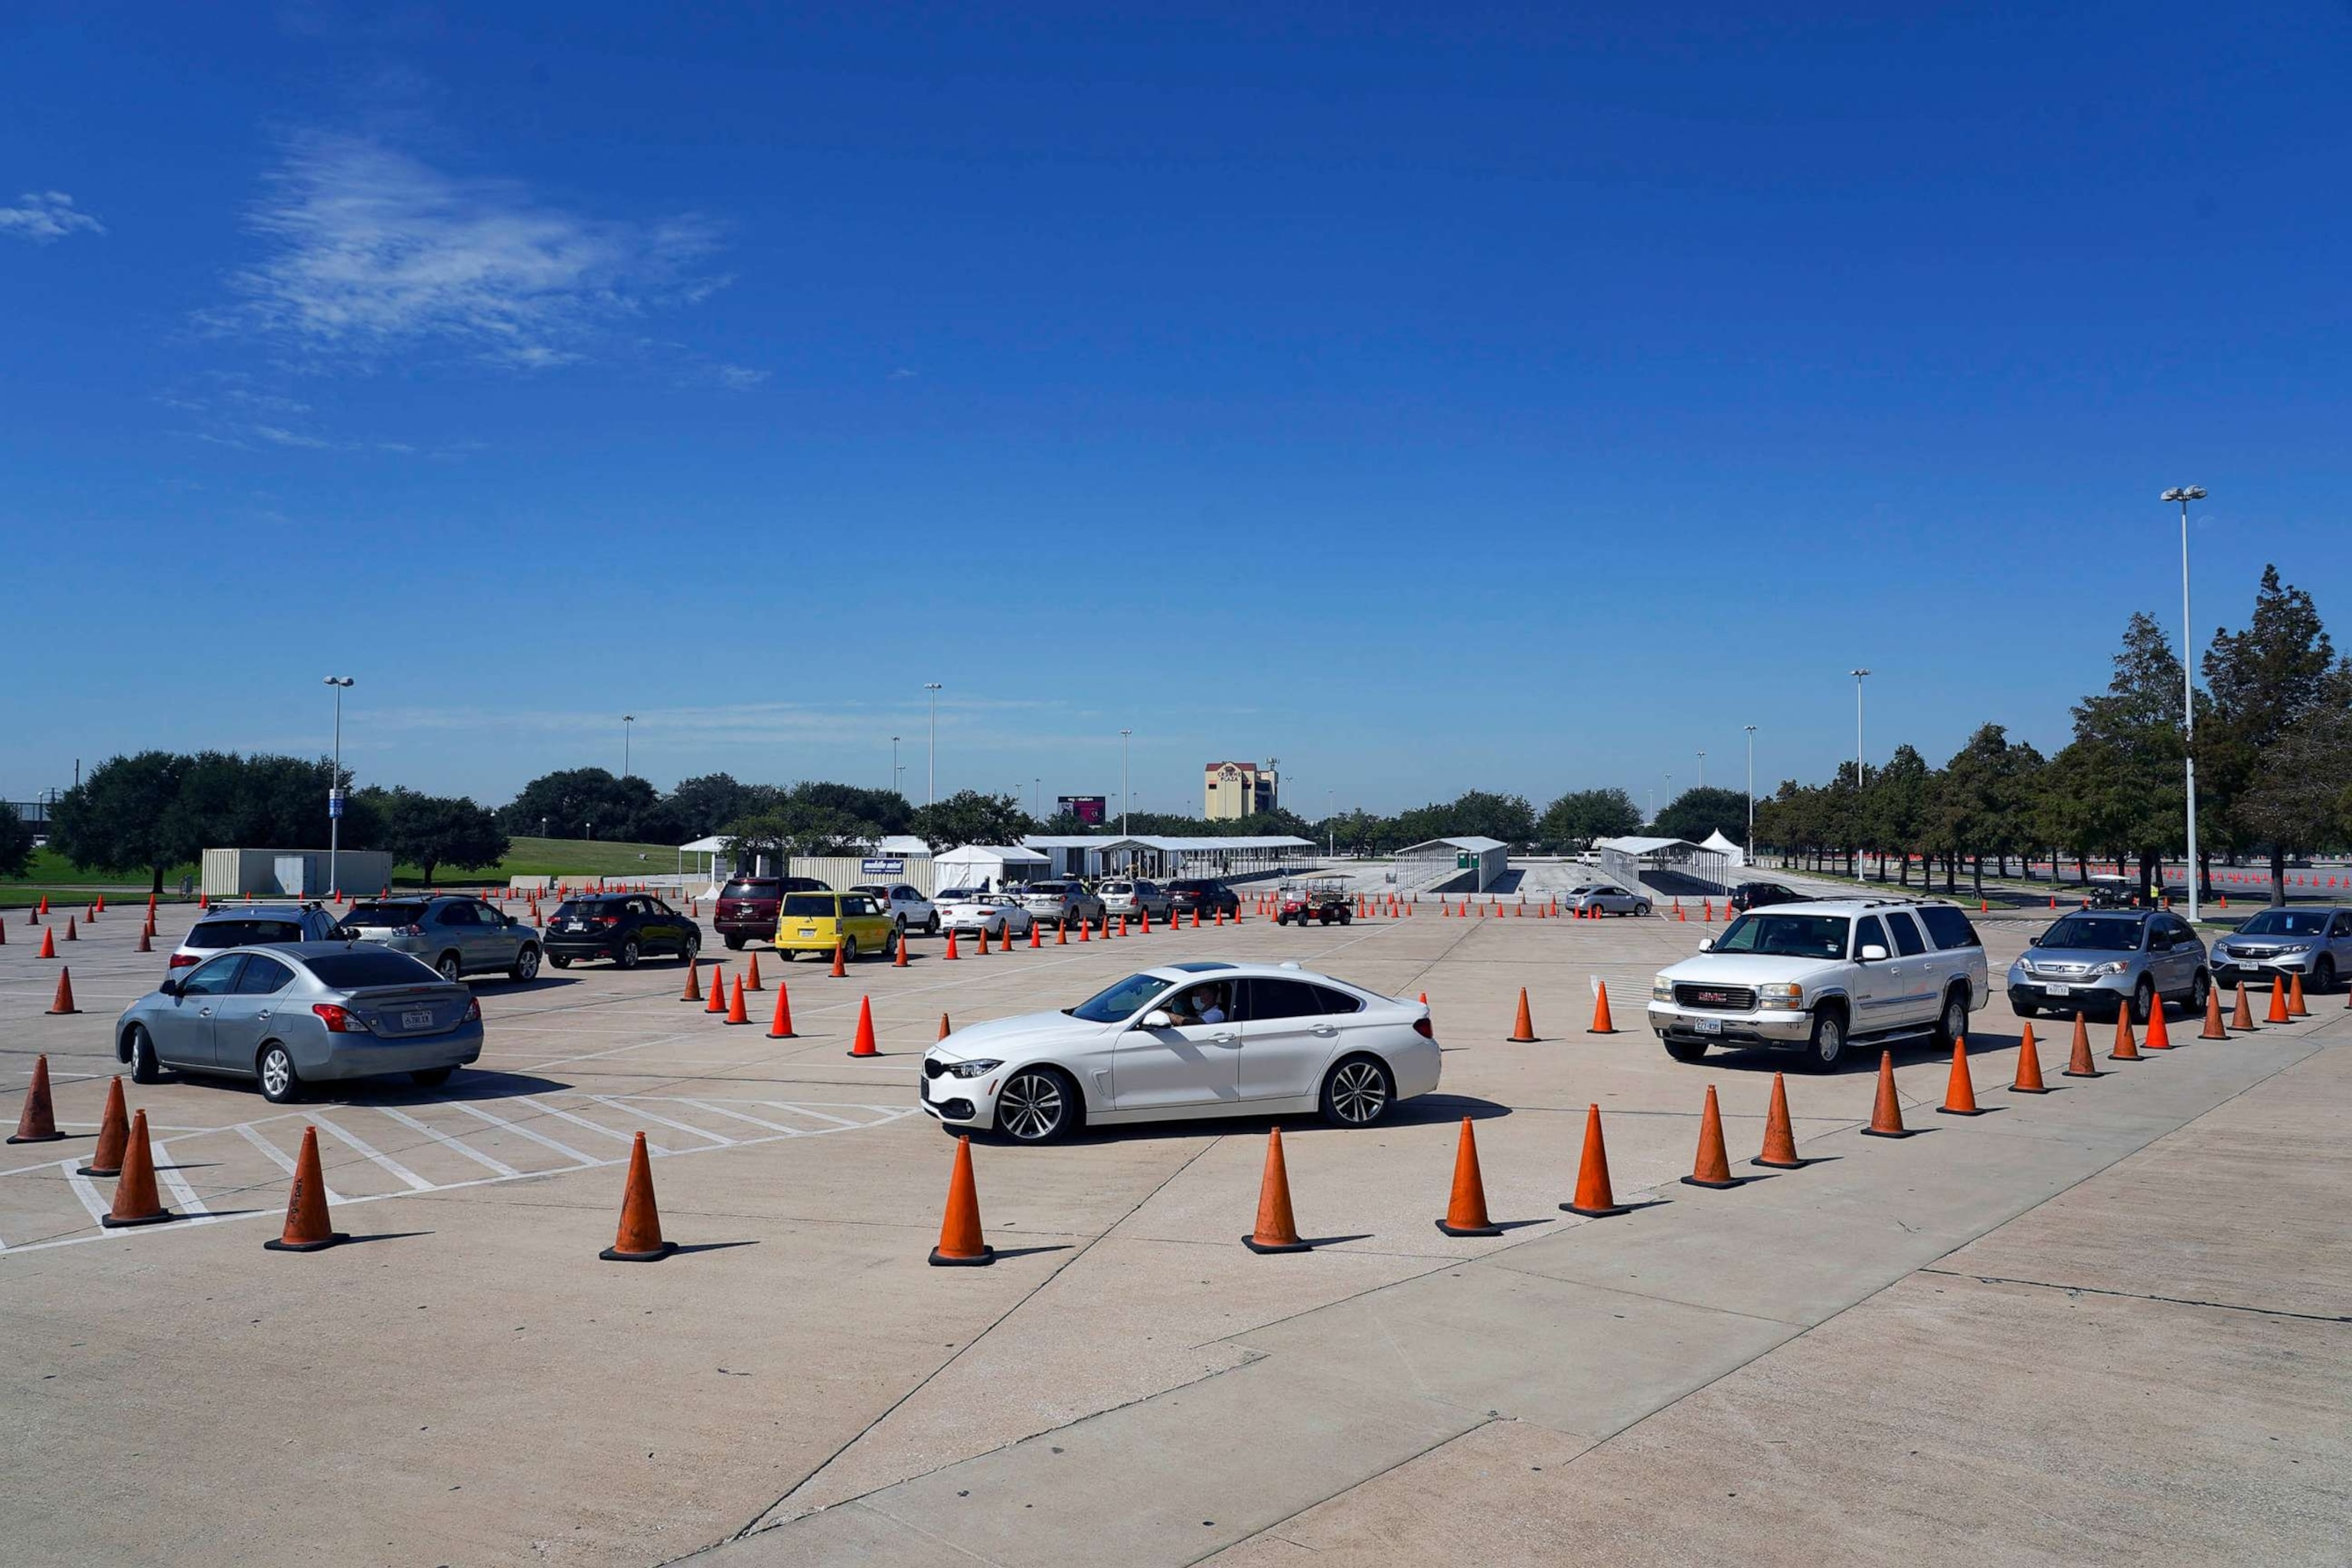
[2039,916,2144,952]
[936,888,982,902]
[1712,913,1850,959]
[333,905,425,929]
[188,919,307,947]
[721,880,780,900]
[1028,884,1071,896]
[780,894,838,917]
[302,951,444,988]
[1069,972,1174,1023]
[2237,910,2332,937]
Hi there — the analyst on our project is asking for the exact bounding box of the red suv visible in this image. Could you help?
[714,876,830,949]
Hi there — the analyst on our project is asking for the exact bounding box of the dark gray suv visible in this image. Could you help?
[338,895,543,984]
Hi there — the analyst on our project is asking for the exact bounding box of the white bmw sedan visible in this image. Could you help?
[919,962,1440,1143]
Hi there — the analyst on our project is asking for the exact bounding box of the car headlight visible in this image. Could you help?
[1759,982,1803,1011]
[2092,960,2129,976]
[944,1058,1001,1079]
[1651,975,1674,1001]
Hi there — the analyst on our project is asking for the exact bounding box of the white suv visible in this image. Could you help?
[1648,898,1988,1071]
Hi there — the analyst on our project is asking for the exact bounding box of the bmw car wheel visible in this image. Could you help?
[995,1070,1073,1143]
[1319,1056,1393,1127]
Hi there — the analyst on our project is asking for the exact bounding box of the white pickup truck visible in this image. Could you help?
[1647,898,1988,1070]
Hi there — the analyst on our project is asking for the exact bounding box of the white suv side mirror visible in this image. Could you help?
[1140,1009,1174,1029]
[1860,944,1890,962]
[1697,937,1714,952]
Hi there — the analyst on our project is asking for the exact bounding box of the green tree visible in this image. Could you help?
[2203,566,2341,905]
[501,768,668,841]
[723,801,875,860]
[1652,786,1751,847]
[1936,725,2043,899]
[664,774,774,840]
[907,790,1032,851]
[47,752,192,893]
[1536,788,1642,850]
[375,789,511,887]
[2069,612,2189,895]
[0,805,34,880]
[1865,745,1932,885]
[787,782,913,836]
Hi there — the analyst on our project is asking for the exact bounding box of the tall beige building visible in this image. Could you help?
[1204,760,1278,820]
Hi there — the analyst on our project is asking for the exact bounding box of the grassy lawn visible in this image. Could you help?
[2,837,693,906]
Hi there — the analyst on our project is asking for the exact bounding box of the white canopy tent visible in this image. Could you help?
[933,844,1050,893]
[1699,829,1748,870]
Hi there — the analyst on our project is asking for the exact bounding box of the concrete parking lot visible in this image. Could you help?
[2,894,2344,1566]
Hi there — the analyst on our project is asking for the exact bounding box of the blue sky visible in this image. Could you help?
[6,4,2349,821]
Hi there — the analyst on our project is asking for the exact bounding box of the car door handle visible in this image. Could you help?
[198,1007,213,1018]
[1210,1033,1239,1046]
[1310,1025,1339,1037]
[256,1011,270,1021]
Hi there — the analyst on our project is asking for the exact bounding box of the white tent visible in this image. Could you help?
[1699,830,1748,869]
[933,844,1050,892]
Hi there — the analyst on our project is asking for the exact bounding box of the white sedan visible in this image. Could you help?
[919,962,1441,1143]
[933,889,1037,940]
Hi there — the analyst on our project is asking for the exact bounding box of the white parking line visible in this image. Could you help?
[446,1101,600,1167]
[309,1113,433,1193]
[375,1106,523,1178]
[760,1102,866,1129]
[149,1139,212,1217]
[509,1095,672,1156]
[235,1122,346,1207]
[61,1162,111,1224]
[682,1099,805,1135]
[588,1096,732,1147]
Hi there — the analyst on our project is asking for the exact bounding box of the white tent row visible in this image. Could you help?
[933,844,1050,892]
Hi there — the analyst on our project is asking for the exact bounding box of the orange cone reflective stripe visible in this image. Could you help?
[1243,1127,1312,1253]
[1435,1117,1500,1236]
[599,1132,675,1261]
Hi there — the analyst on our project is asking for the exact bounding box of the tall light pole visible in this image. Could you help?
[923,683,942,805]
[1034,777,1041,819]
[1851,669,1870,877]
[1743,724,1758,861]
[2164,486,2207,919]
[622,714,635,779]
[891,736,900,796]
[1327,789,1336,858]
[323,677,354,895]
[1696,750,1706,790]
[1120,729,1132,836]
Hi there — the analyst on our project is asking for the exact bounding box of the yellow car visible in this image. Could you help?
[773,890,900,962]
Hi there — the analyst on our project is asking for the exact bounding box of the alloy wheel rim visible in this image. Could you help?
[263,1051,290,1096]
[1000,1073,1063,1140]
[1331,1061,1387,1122]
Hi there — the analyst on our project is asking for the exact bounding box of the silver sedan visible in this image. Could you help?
[1563,884,1652,916]
[115,942,484,1104]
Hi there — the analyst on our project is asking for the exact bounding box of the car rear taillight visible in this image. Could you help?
[402,924,425,936]
[1413,1018,1434,1038]
[312,1002,370,1034]
[596,916,620,927]
[168,952,199,969]
[464,998,482,1023]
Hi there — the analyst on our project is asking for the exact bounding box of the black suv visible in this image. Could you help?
[1728,881,1804,913]
[1165,878,1241,918]
[714,876,831,949]
[544,894,701,969]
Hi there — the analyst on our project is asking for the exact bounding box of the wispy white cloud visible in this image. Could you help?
[253,423,332,449]
[215,134,720,367]
[0,191,104,243]
[712,363,769,390]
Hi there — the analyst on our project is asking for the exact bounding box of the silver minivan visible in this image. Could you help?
[2006,910,2210,1022]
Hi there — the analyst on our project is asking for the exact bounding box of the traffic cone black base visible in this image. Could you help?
[1680,1171,1743,1189]
[1857,1125,1919,1138]
[600,1239,678,1263]
[1241,1233,1313,1255]
[929,1243,997,1266]
[1435,1217,1503,1237]
[1558,1197,1630,1217]
[100,1208,178,1229]
[264,1230,349,1253]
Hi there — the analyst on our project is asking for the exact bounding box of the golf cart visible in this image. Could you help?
[1276,877,1354,926]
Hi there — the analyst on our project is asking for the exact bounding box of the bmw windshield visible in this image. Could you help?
[1068,972,1174,1023]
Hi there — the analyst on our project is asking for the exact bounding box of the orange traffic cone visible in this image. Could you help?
[1434,1116,1501,1236]
[848,995,878,1057]
[9,1054,64,1144]
[1683,1086,1741,1188]
[704,965,729,1014]
[1243,1127,1312,1253]
[1860,1050,1915,1137]
[1117,916,1129,938]
[1001,924,1015,952]
[937,1012,952,1041]
[38,926,55,959]
[2109,1008,2142,1061]
[766,982,796,1039]
[599,1132,675,1261]
[1191,908,1201,929]
[831,941,848,978]
[969,921,986,958]
[136,926,152,954]
[1030,920,1041,948]
[1753,1073,1805,1168]
[2199,985,2229,1040]
[1938,1040,1987,1115]
[724,975,750,1025]
[2265,979,2289,1024]
[680,961,703,1003]
[47,968,79,1015]
[930,1135,995,1266]
[944,929,961,961]
[2011,1024,2051,1093]
[746,952,763,991]
[2063,1012,2103,1078]
[1211,909,1223,927]
[1080,916,1093,940]
[78,1077,130,1175]
[2232,982,2256,1030]
[2144,998,2174,1050]
[893,932,910,966]
[1508,988,1537,1043]
[2289,970,2309,1018]
[101,1110,178,1227]
[1560,1105,1628,1217]
[1588,981,1616,1034]
[264,1126,348,1252]
[64,916,77,942]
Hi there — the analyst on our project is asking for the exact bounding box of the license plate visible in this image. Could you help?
[567,921,587,931]
[2046,984,2072,995]
[799,927,818,937]
[401,1009,436,1030]
[1699,1018,1723,1035]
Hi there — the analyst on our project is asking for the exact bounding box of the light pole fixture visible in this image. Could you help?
[1697,750,1706,790]
[622,714,635,780]
[1120,729,1132,837]
[923,683,943,805]
[1743,724,1758,861]
[1851,670,1870,874]
[322,677,354,896]
[1034,777,1041,819]
[891,736,900,796]
[2163,486,2207,919]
